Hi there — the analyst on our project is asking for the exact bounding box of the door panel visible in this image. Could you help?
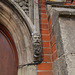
[0,29,18,75]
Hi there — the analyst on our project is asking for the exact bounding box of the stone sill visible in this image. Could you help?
[51,5,75,9]
[46,1,75,9]
[46,1,71,5]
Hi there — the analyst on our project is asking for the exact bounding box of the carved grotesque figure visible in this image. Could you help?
[32,33,41,46]
[32,33,42,62]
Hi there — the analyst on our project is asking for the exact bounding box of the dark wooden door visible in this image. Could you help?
[0,26,18,75]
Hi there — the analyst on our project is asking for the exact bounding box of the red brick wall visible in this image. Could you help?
[37,0,57,75]
[37,0,75,75]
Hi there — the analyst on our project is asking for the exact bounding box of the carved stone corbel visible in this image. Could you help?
[32,33,42,62]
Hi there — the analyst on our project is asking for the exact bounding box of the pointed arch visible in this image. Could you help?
[0,0,34,71]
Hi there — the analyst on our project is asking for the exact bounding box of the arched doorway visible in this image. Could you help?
[0,1,36,75]
[0,25,18,75]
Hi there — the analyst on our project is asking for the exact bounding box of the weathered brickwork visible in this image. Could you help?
[37,0,56,75]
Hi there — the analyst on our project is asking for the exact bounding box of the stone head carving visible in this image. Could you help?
[32,33,42,62]
[32,33,41,45]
